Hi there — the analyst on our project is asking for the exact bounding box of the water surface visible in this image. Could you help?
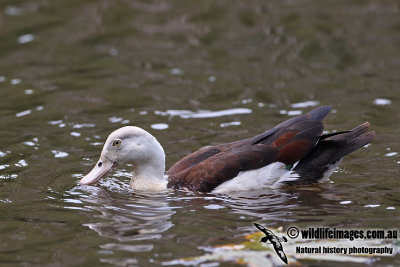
[0,1,399,266]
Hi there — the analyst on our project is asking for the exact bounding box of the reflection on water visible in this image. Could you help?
[81,190,175,243]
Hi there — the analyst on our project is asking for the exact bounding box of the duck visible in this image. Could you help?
[80,106,375,193]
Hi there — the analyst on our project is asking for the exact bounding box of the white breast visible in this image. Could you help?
[212,162,299,194]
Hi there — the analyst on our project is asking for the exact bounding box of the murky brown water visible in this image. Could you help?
[1,1,399,266]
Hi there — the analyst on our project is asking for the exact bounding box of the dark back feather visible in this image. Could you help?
[288,122,375,185]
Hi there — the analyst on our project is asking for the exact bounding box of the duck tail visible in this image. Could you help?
[287,122,375,185]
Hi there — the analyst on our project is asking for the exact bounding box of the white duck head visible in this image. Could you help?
[80,126,167,190]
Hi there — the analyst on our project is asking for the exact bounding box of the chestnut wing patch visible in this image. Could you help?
[275,124,324,164]
[252,121,324,165]
[167,144,278,192]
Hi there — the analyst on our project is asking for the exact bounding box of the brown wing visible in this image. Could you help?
[251,106,331,164]
[167,137,254,174]
[269,121,325,164]
[167,146,222,175]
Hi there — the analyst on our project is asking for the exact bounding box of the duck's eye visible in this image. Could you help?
[112,139,122,147]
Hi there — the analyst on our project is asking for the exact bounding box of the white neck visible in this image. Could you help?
[128,136,168,191]
[130,160,168,191]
